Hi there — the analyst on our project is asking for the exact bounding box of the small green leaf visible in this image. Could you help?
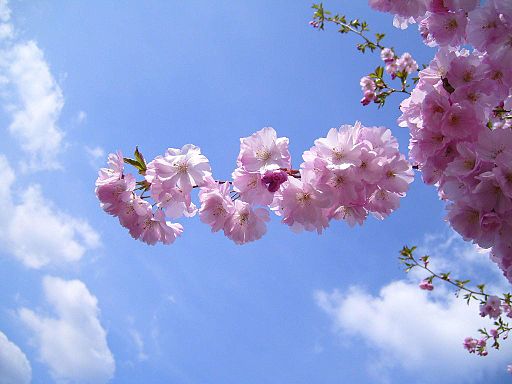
[134,146,147,171]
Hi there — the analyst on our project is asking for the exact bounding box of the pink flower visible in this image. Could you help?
[117,196,152,239]
[385,59,399,75]
[446,52,487,89]
[275,176,331,233]
[223,200,269,244]
[150,179,196,219]
[368,189,401,219]
[419,279,434,290]
[377,154,414,194]
[441,103,479,140]
[493,157,512,199]
[140,209,183,245]
[309,125,363,170]
[199,181,235,232]
[396,52,418,73]
[96,174,136,216]
[96,151,124,187]
[329,205,368,226]
[360,76,376,92]
[354,147,382,184]
[476,128,512,162]
[237,127,291,172]
[420,10,468,47]
[467,2,508,54]
[368,0,428,20]
[232,168,274,205]
[261,169,288,193]
[380,48,395,62]
[447,202,482,241]
[502,303,512,318]
[145,144,212,193]
[361,91,376,106]
[444,142,480,179]
[463,337,478,353]
[326,168,364,206]
[480,295,502,319]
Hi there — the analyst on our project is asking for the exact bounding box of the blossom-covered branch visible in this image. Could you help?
[311,3,418,107]
[95,123,413,245]
[400,245,512,359]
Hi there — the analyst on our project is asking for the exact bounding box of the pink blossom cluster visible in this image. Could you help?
[282,122,413,232]
[382,49,418,77]
[391,0,512,282]
[95,145,213,245]
[97,124,413,245]
[369,0,479,30]
[479,295,503,319]
[360,76,377,106]
[201,124,412,239]
[463,336,488,356]
[463,295,510,358]
[198,126,291,244]
[360,48,418,105]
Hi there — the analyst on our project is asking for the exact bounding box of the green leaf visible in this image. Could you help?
[134,146,147,171]
[123,157,141,168]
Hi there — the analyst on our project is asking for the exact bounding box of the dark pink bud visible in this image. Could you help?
[262,170,288,192]
[419,279,434,291]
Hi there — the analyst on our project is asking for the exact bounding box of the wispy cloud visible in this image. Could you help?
[0,330,31,384]
[76,110,87,124]
[19,276,115,383]
[129,328,149,362]
[85,145,105,168]
[0,0,65,171]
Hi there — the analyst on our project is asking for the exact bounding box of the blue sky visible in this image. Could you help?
[0,1,510,383]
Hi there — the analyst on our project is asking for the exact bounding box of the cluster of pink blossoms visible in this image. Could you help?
[95,145,213,245]
[369,0,480,29]
[462,295,512,356]
[360,48,418,105]
[96,123,413,245]
[463,336,490,356]
[378,0,512,283]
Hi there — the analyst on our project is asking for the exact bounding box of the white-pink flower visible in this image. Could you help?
[275,176,331,234]
[145,144,212,193]
[232,168,274,205]
[140,209,183,245]
[237,127,291,172]
[223,200,269,244]
[199,181,235,232]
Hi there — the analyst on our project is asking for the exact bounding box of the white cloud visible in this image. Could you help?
[19,276,115,383]
[0,0,13,40]
[316,282,511,383]
[0,0,64,171]
[129,329,148,362]
[76,110,87,124]
[0,331,31,384]
[85,145,105,168]
[315,232,512,383]
[7,185,100,268]
[0,154,100,268]
[2,41,65,171]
